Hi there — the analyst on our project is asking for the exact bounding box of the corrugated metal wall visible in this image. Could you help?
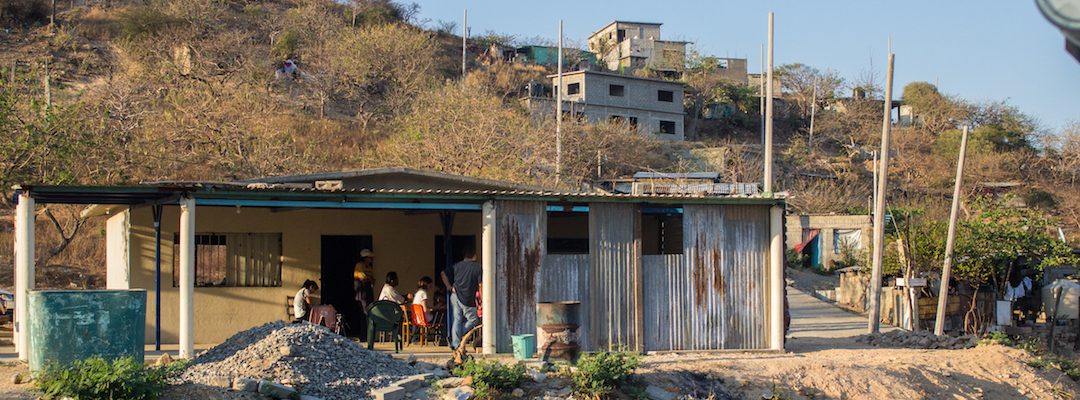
[539,254,587,303]
[588,203,643,351]
[539,254,590,349]
[643,205,771,351]
[494,201,546,353]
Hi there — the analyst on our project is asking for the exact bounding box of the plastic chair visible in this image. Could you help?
[367,300,404,352]
[309,304,338,332]
[410,303,438,346]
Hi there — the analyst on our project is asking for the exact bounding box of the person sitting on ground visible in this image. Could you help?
[412,276,435,323]
[293,279,319,323]
[378,271,406,304]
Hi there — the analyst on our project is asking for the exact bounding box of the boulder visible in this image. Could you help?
[258,380,298,399]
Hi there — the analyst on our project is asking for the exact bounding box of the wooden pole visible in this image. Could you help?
[809,76,818,148]
[461,9,467,78]
[764,12,775,193]
[760,44,765,145]
[556,20,564,185]
[934,125,969,335]
[867,51,895,334]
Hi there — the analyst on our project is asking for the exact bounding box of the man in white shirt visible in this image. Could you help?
[293,279,319,322]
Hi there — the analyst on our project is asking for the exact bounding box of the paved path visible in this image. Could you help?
[786,286,893,352]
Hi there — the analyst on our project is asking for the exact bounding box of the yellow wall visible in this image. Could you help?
[129,206,481,344]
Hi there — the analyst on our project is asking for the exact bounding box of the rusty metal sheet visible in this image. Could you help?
[494,200,546,353]
[539,254,587,303]
[587,203,642,351]
[643,205,770,351]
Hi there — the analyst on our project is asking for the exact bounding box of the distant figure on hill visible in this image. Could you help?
[276,59,300,80]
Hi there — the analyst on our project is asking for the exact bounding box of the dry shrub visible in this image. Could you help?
[368,83,670,187]
[369,84,543,183]
[0,208,105,290]
[464,63,548,102]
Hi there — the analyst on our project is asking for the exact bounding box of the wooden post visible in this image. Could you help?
[934,125,969,336]
[556,20,564,185]
[43,62,51,111]
[461,9,467,78]
[867,52,895,334]
[809,76,818,148]
[759,44,765,145]
[764,12,775,193]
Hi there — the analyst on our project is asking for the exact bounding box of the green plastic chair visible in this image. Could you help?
[367,300,404,352]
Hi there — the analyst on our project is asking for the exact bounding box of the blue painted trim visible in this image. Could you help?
[195,198,482,211]
[545,205,589,212]
[642,207,684,214]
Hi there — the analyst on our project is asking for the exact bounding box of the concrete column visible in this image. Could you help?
[769,206,785,351]
[481,201,496,355]
[14,192,34,361]
[105,209,131,289]
[178,197,196,358]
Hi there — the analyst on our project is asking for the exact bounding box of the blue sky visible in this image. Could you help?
[411,0,1078,133]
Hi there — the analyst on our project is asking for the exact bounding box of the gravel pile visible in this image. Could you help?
[181,321,417,399]
[857,330,979,350]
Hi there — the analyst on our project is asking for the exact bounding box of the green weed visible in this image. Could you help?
[34,356,188,400]
[572,351,642,400]
[452,358,525,399]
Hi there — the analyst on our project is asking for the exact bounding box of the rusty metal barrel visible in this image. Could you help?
[536,301,581,363]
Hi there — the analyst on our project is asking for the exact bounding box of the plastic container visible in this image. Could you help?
[29,290,146,371]
[511,334,536,359]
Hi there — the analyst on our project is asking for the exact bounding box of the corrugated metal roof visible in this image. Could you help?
[18,182,786,206]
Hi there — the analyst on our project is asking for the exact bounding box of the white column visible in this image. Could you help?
[481,201,496,355]
[178,197,196,358]
[14,192,34,361]
[769,206,785,351]
[105,210,131,289]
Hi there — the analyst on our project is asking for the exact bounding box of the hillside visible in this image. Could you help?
[0,0,1077,282]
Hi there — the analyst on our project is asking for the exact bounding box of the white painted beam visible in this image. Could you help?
[769,206,785,351]
[14,192,34,361]
[105,209,131,289]
[178,197,196,358]
[481,201,496,355]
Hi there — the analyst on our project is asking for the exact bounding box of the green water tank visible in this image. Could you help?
[28,290,147,371]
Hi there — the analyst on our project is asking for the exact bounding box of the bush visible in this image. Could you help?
[1,0,49,26]
[34,356,188,400]
[452,358,525,399]
[117,7,178,39]
[571,351,641,399]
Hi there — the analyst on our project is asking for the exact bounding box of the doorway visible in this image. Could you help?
[434,235,477,290]
[320,235,373,337]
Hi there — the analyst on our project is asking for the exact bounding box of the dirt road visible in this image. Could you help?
[641,287,1079,399]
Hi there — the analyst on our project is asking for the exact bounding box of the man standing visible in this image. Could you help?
[441,246,482,350]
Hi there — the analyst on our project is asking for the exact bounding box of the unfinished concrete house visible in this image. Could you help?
[587,21,687,76]
[523,70,686,140]
[9,168,787,361]
[786,214,871,270]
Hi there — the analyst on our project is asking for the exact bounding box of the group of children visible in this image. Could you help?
[292,249,443,331]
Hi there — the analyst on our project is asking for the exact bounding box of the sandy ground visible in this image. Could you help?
[0,288,1075,399]
[641,288,1080,400]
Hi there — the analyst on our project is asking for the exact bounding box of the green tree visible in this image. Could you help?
[901,82,963,134]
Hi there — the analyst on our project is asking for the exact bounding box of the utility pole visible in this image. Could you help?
[867,51,895,334]
[809,76,818,148]
[461,9,467,78]
[759,44,765,145]
[764,12,775,193]
[556,20,564,185]
[934,125,969,336]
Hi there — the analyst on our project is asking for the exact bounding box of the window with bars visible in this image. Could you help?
[172,233,282,287]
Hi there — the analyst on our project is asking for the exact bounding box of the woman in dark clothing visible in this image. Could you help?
[353,269,375,339]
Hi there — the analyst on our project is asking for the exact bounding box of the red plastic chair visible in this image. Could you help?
[410,303,434,346]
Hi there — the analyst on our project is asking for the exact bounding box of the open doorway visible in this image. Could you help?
[320,235,372,337]
[434,235,476,290]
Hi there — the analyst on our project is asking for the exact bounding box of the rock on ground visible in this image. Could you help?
[180,321,417,400]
